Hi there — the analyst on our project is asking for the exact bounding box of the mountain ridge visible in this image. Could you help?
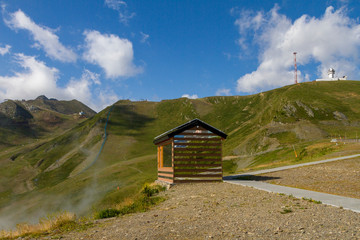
[0,96,96,147]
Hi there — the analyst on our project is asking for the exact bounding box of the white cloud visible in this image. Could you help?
[0,53,115,112]
[216,88,231,96]
[82,69,101,85]
[65,73,94,106]
[83,30,142,78]
[65,70,118,112]
[105,0,135,25]
[97,90,119,111]
[235,6,360,93]
[0,44,11,55]
[0,54,60,100]
[140,31,149,43]
[4,10,76,62]
[105,0,127,10]
[181,94,198,99]
[234,9,264,50]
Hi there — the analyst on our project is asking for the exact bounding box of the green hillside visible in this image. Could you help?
[1,81,360,229]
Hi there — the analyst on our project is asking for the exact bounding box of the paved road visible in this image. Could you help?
[224,154,360,213]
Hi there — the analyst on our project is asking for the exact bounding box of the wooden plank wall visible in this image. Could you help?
[173,126,223,183]
[158,168,174,183]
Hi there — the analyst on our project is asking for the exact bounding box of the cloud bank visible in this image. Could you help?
[216,88,231,96]
[0,54,63,100]
[0,54,116,111]
[235,6,360,93]
[181,94,198,99]
[5,10,77,62]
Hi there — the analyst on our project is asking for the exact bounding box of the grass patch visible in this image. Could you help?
[83,134,103,149]
[95,183,166,219]
[251,149,290,168]
[34,151,86,188]
[280,208,293,214]
[302,197,322,204]
[0,211,90,239]
[223,160,237,174]
[237,140,345,174]
[269,131,298,144]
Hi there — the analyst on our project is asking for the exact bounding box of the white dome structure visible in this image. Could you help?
[316,68,347,82]
[328,68,335,78]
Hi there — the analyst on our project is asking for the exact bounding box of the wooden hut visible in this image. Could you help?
[153,119,227,184]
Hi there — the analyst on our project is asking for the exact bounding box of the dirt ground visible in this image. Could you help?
[53,182,360,240]
[258,157,360,199]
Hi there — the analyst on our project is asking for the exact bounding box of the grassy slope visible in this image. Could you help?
[204,82,360,170]
[2,81,360,229]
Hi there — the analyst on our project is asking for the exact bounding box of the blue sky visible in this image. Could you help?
[0,0,359,111]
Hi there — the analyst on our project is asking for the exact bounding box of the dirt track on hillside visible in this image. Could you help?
[56,182,360,240]
[259,157,360,199]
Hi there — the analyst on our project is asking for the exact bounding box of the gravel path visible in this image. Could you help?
[57,182,360,240]
[226,180,360,213]
[258,157,360,199]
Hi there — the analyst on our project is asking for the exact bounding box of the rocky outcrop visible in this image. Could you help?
[283,103,297,117]
[296,100,314,118]
[0,100,33,122]
[283,101,315,118]
[333,111,347,121]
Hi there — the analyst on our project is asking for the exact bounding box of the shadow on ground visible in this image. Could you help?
[223,175,281,181]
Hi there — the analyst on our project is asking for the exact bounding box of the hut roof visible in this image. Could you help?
[153,118,227,144]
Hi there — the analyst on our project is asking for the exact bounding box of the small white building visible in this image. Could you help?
[316,68,347,81]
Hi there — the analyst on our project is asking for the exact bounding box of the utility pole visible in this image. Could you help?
[293,52,298,84]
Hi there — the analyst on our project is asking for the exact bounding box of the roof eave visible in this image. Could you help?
[153,118,228,145]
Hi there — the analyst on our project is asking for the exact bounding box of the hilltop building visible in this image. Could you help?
[316,68,347,81]
[79,111,86,118]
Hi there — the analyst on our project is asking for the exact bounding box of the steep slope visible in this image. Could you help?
[0,101,34,148]
[1,81,360,229]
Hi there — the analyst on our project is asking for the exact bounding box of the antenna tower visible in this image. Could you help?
[293,52,298,84]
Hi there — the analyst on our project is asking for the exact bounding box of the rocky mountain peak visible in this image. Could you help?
[35,95,49,101]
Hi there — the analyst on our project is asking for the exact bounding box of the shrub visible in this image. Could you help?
[280,208,293,214]
[95,208,121,219]
[95,183,166,220]
[141,183,165,197]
